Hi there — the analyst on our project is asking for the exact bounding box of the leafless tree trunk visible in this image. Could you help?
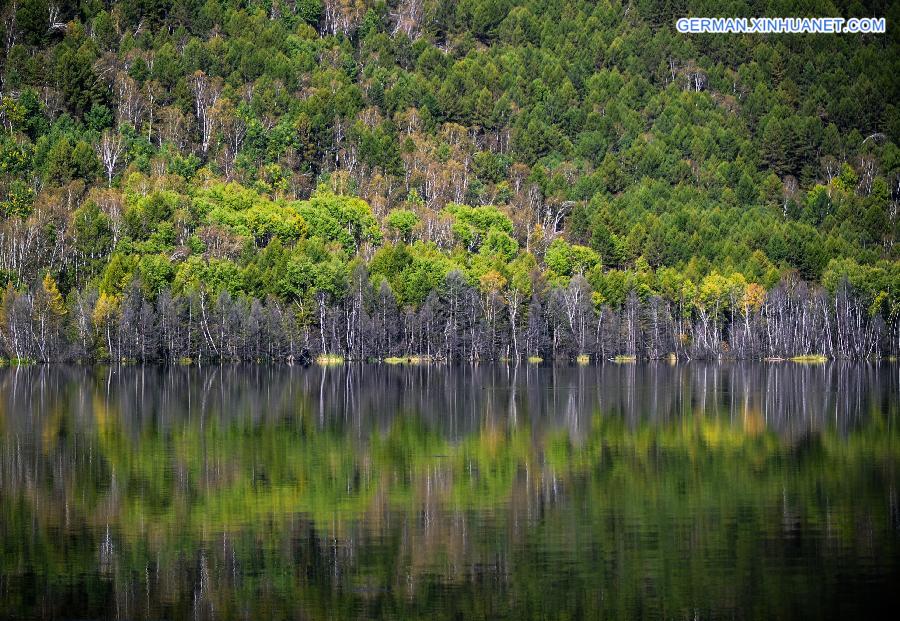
[47,4,67,32]
[95,129,125,186]
[392,0,424,39]
[3,2,17,58]
[189,71,222,155]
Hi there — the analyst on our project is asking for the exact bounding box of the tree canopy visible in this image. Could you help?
[0,0,897,361]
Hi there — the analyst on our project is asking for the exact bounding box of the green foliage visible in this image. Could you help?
[370,241,459,306]
[385,209,419,242]
[73,201,113,263]
[124,191,180,240]
[0,180,35,218]
[137,254,176,298]
[44,136,99,183]
[296,192,381,252]
[4,367,897,617]
[200,183,308,245]
[822,257,900,309]
[0,0,896,339]
[55,40,105,118]
[545,238,599,279]
[445,203,513,251]
[99,253,139,296]
[480,228,519,262]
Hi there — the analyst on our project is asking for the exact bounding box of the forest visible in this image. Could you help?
[0,0,897,362]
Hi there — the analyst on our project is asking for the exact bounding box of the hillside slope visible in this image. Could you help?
[0,0,897,361]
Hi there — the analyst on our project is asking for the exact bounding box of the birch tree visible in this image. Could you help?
[188,71,222,155]
[95,128,125,186]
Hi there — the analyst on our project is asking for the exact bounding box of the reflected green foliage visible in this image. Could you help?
[1,364,898,618]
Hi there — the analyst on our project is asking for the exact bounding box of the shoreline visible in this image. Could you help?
[1,355,893,367]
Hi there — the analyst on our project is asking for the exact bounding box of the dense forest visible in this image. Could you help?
[0,0,897,362]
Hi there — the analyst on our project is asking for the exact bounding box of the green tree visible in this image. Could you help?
[386,209,419,243]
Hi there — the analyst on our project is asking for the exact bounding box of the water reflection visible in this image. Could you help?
[1,363,898,619]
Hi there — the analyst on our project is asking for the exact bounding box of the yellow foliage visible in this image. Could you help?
[316,354,345,365]
[742,283,766,312]
[742,406,765,435]
[697,271,730,311]
[384,356,431,364]
[790,354,828,363]
[92,293,120,327]
[479,270,507,293]
[42,273,67,317]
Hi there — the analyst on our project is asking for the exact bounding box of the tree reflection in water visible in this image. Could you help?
[0,363,897,619]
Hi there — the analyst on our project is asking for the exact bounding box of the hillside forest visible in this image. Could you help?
[0,0,897,362]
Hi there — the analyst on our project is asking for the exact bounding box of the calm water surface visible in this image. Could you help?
[0,363,898,620]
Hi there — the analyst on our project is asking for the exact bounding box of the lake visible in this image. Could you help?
[1,363,898,620]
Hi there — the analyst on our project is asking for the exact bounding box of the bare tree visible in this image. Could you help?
[323,0,366,36]
[188,71,222,155]
[157,106,189,150]
[507,287,523,361]
[114,72,145,128]
[540,200,573,248]
[782,175,799,217]
[820,155,841,186]
[47,4,68,32]
[562,275,592,354]
[856,154,877,196]
[214,98,246,179]
[681,61,707,92]
[3,2,17,57]
[392,0,424,39]
[144,80,162,143]
[95,129,125,186]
